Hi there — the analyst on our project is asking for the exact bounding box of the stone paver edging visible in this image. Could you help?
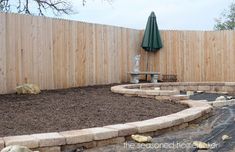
[111,82,235,107]
[111,82,235,94]
[0,83,214,152]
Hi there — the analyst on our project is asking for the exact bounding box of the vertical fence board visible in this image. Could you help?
[0,13,7,94]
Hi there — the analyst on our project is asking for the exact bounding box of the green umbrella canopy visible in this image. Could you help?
[141,11,163,52]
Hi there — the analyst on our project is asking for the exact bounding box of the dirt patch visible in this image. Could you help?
[0,84,187,137]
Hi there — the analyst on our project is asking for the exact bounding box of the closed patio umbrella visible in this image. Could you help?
[142,11,163,51]
[141,11,162,80]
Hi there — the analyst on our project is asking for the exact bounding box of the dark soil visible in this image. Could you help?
[0,84,187,137]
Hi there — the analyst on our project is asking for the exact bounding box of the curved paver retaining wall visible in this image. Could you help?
[111,82,235,94]
[0,83,214,152]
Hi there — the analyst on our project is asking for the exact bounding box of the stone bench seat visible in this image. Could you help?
[128,71,160,84]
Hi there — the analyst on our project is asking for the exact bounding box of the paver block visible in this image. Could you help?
[160,114,186,126]
[104,124,137,136]
[225,82,235,86]
[187,82,197,86]
[210,86,223,92]
[174,89,180,94]
[145,90,160,96]
[96,137,125,147]
[170,82,180,86]
[179,100,209,108]
[135,90,148,96]
[123,89,139,95]
[0,138,4,150]
[223,86,235,93]
[115,88,127,94]
[178,85,186,91]
[60,129,93,144]
[159,90,173,96]
[180,82,189,86]
[188,100,210,107]
[155,96,171,100]
[186,85,198,91]
[159,86,170,90]
[173,108,203,122]
[126,116,179,133]
[112,88,129,94]
[87,127,118,140]
[193,106,213,114]
[170,95,189,100]
[165,115,185,126]
[212,82,225,86]
[31,132,65,147]
[198,86,211,91]
[4,135,39,148]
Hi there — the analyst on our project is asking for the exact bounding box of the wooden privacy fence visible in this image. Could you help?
[139,30,235,82]
[0,13,142,94]
[0,13,235,94]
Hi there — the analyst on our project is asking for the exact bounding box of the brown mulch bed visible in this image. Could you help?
[0,84,188,137]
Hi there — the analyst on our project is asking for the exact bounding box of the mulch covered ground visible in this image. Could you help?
[0,84,187,137]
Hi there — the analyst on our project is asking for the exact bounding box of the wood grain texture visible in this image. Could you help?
[140,30,235,83]
[0,13,235,94]
[0,13,141,94]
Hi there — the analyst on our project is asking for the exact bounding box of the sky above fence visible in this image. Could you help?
[56,0,233,30]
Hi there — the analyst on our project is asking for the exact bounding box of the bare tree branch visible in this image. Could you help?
[0,0,112,16]
[0,0,74,16]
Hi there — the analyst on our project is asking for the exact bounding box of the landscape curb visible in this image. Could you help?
[0,83,215,152]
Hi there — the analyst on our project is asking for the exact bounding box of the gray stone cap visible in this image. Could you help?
[128,71,160,74]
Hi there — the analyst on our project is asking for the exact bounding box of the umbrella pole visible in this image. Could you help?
[146,53,149,81]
